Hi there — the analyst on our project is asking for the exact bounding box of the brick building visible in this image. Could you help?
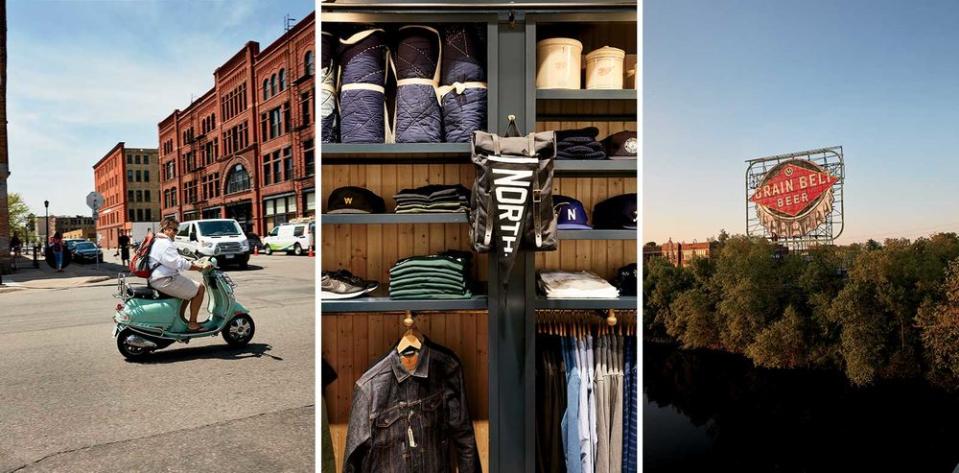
[661,239,720,268]
[159,12,315,235]
[93,143,160,249]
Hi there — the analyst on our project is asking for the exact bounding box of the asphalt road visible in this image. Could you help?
[0,254,315,473]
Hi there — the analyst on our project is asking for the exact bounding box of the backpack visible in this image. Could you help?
[469,129,557,281]
[129,234,159,278]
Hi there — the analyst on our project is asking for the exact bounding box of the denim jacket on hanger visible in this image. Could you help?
[343,341,482,473]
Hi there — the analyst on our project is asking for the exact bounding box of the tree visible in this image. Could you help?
[6,192,29,236]
[713,236,783,352]
[746,305,808,368]
[916,258,959,389]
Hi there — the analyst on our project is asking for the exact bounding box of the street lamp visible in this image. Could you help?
[44,200,49,246]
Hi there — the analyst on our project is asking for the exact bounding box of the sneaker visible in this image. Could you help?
[321,270,379,299]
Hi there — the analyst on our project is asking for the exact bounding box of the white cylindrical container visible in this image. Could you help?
[624,54,637,89]
[585,46,626,90]
[536,38,584,89]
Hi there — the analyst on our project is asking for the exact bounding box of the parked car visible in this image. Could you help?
[64,238,88,252]
[262,221,314,256]
[71,241,103,263]
[174,219,250,269]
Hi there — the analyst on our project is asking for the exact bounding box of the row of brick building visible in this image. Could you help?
[93,12,315,247]
[158,12,315,234]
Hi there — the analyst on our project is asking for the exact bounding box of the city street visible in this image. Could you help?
[0,254,315,473]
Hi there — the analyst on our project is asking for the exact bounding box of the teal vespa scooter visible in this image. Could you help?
[112,257,255,359]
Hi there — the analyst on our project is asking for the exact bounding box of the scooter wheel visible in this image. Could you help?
[117,329,150,360]
[223,314,255,347]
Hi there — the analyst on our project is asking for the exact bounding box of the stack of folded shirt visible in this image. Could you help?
[389,251,473,299]
[538,270,620,298]
[393,184,471,213]
[556,127,607,160]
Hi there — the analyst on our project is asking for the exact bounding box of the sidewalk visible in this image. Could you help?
[0,253,124,293]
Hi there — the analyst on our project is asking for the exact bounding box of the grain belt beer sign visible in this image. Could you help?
[750,159,838,238]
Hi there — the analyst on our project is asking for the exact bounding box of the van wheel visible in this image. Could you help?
[264,245,272,255]
[293,243,303,256]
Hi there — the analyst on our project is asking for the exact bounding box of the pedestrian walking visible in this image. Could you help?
[9,233,21,258]
[118,231,131,266]
[49,232,65,272]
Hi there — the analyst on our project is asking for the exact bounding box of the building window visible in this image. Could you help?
[127,170,133,182]
[143,155,149,165]
[129,209,135,221]
[126,155,132,164]
[305,51,314,76]
[144,170,149,181]
[225,164,251,194]
[133,155,140,165]
[303,139,314,177]
[263,79,269,100]
[270,74,276,96]
[145,209,152,221]
[304,191,315,218]
[283,147,293,180]
[128,190,134,202]
[279,68,286,91]
[136,209,143,222]
[300,90,313,126]
[135,170,141,182]
[263,194,297,229]
[136,190,143,202]
[144,190,151,202]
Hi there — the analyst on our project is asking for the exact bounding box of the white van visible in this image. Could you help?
[262,221,314,256]
[174,219,250,268]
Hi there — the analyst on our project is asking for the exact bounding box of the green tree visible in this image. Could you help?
[668,287,721,349]
[6,192,29,236]
[916,258,959,389]
[713,236,783,352]
[746,305,808,368]
[643,257,691,338]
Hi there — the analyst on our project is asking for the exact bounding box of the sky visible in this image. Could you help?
[644,0,959,245]
[6,0,314,218]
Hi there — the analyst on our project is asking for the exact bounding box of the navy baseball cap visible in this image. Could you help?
[593,193,637,229]
[553,195,593,230]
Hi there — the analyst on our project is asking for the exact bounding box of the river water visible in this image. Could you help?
[644,344,959,472]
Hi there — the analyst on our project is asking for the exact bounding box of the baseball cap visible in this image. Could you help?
[553,195,592,230]
[592,193,637,229]
[327,187,386,214]
[602,131,637,159]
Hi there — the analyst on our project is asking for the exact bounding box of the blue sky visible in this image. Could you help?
[644,0,959,244]
[6,0,313,217]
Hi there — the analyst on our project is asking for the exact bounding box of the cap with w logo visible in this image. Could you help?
[327,186,386,214]
[553,195,593,230]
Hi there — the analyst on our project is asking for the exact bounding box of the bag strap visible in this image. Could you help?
[531,134,543,248]
[491,134,502,156]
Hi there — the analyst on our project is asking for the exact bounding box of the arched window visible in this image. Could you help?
[263,79,269,100]
[270,74,277,96]
[278,69,286,91]
[305,51,314,76]
[225,164,251,194]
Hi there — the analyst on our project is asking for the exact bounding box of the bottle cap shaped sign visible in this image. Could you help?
[750,160,838,238]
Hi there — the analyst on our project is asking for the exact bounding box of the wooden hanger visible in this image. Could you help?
[397,310,423,355]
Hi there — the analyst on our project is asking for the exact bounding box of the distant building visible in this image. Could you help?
[63,227,96,240]
[661,239,720,268]
[93,143,161,248]
[33,215,96,241]
[158,11,315,235]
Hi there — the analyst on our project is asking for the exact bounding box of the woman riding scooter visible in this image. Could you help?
[149,217,209,332]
